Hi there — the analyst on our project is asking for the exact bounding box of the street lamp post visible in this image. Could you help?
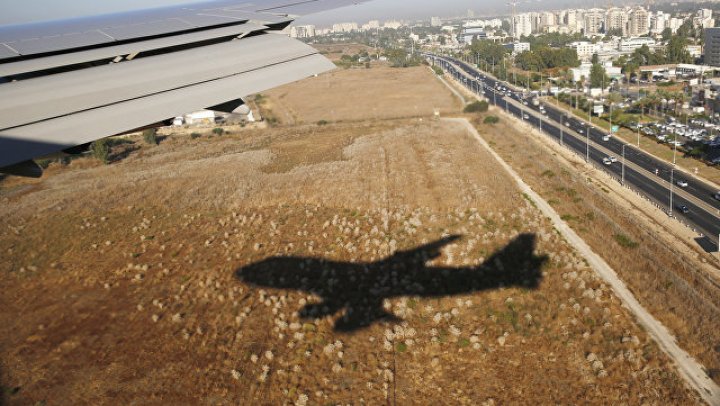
[622,144,627,185]
[670,168,675,216]
[586,126,590,163]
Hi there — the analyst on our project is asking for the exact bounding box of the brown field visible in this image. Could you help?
[0,66,700,404]
[261,65,462,125]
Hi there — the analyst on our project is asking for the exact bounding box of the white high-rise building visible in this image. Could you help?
[513,13,533,38]
[650,12,669,34]
[694,9,714,29]
[584,9,604,35]
[290,25,316,38]
[605,7,627,36]
[539,11,556,30]
[627,7,649,37]
[332,23,358,33]
[431,17,442,27]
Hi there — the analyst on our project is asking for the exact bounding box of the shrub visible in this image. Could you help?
[212,128,224,136]
[614,233,639,249]
[464,100,489,113]
[483,115,500,125]
[317,120,329,126]
[432,66,444,75]
[92,139,111,164]
[190,132,201,139]
[142,129,158,145]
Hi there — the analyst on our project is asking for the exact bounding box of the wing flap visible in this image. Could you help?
[0,33,318,130]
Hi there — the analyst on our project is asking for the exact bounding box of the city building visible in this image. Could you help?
[584,9,604,35]
[570,41,601,61]
[505,42,530,54]
[605,7,628,36]
[694,9,715,29]
[290,25,316,38]
[705,28,720,66]
[627,7,649,37]
[619,37,656,52]
[513,13,533,38]
[431,17,442,27]
[459,27,487,44]
[332,22,358,33]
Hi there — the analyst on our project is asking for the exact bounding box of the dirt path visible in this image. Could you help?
[449,117,720,406]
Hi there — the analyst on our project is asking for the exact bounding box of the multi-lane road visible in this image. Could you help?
[428,53,720,251]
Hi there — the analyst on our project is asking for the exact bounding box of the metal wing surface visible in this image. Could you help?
[0,0,365,177]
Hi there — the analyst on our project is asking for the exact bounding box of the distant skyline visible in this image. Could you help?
[0,0,647,27]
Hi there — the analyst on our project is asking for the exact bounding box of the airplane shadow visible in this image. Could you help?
[235,233,548,332]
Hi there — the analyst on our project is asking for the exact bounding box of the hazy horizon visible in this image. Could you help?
[1,0,626,27]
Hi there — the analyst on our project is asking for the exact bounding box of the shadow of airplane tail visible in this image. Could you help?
[236,233,547,332]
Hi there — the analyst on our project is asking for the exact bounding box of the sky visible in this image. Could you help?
[0,0,604,27]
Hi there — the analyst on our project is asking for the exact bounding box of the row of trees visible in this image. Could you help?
[515,47,580,70]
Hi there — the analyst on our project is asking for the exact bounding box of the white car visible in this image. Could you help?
[603,157,612,165]
[523,114,530,119]
[602,135,611,141]
[609,156,618,163]
[676,180,688,188]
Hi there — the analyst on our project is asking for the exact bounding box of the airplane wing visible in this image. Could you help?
[0,0,366,177]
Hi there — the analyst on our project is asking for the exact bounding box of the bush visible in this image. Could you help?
[92,139,111,164]
[464,100,489,113]
[190,132,201,139]
[613,233,639,249]
[432,66,444,75]
[212,128,224,136]
[142,129,158,145]
[317,120,329,126]
[483,116,500,125]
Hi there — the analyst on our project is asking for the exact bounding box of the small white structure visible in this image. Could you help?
[184,110,216,125]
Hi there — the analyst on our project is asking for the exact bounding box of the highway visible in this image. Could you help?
[428,54,720,251]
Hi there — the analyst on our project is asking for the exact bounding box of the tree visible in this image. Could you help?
[677,19,696,39]
[469,39,508,66]
[589,63,608,89]
[661,27,673,42]
[591,53,599,65]
[666,36,693,64]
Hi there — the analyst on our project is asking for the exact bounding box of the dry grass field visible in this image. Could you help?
[0,64,701,404]
[313,44,376,61]
[261,65,462,125]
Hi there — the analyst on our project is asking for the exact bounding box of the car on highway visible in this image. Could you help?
[678,205,690,214]
[603,157,612,165]
[609,156,618,163]
[602,134,611,141]
[676,180,688,188]
[565,122,571,127]
[523,114,530,119]
[715,191,720,201]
